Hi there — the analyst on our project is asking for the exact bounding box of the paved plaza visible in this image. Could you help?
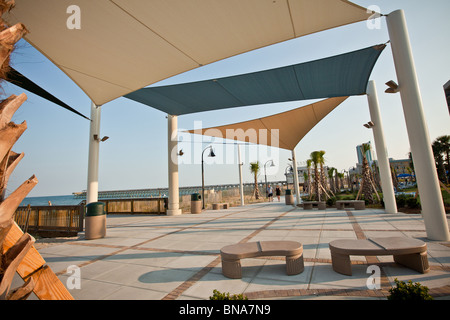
[28,200,450,300]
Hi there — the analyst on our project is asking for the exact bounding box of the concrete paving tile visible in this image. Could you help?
[77,236,153,247]
[94,262,197,293]
[41,254,89,275]
[363,230,408,238]
[102,285,168,300]
[181,271,251,300]
[245,276,310,294]
[58,276,123,300]
[308,263,371,290]
[383,264,450,288]
[102,248,185,267]
[164,254,219,270]
[427,250,450,265]
[254,260,313,283]
[320,230,357,238]
[78,260,125,280]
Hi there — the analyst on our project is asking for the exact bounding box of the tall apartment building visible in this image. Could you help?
[356,141,375,165]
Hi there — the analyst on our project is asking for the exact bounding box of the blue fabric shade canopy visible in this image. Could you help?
[125,44,385,115]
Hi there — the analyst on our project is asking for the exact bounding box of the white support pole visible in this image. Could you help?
[366,81,397,214]
[387,10,449,240]
[237,144,245,206]
[87,101,100,204]
[167,115,182,216]
[291,149,301,206]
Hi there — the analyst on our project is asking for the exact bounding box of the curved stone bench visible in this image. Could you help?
[220,241,304,279]
[212,203,229,210]
[302,201,326,210]
[329,237,429,276]
[336,200,365,210]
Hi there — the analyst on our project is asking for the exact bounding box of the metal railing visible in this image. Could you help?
[14,204,84,236]
[96,197,168,214]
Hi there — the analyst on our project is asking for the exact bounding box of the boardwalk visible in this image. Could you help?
[20,200,450,300]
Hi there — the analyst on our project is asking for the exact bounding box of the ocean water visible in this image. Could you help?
[19,195,84,207]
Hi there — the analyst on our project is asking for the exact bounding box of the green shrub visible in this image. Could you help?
[209,289,248,300]
[326,196,336,206]
[395,194,408,208]
[395,194,421,209]
[406,197,421,209]
[387,278,433,300]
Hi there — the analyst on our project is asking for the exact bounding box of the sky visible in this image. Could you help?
[4,0,450,197]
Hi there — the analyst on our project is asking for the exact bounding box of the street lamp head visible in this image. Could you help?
[94,134,109,142]
[209,148,216,157]
[363,121,375,129]
[385,80,399,93]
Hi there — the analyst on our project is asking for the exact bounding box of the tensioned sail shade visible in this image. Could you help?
[187,96,349,150]
[6,68,90,120]
[5,0,374,106]
[126,44,385,115]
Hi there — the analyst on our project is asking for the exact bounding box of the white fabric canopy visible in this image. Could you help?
[187,96,349,150]
[5,0,372,106]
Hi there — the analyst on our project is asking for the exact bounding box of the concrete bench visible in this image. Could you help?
[302,201,326,210]
[212,203,229,210]
[220,241,304,279]
[329,237,429,276]
[336,200,365,210]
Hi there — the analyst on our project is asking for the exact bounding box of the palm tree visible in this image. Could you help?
[303,172,308,194]
[318,150,327,195]
[372,162,381,191]
[306,159,313,199]
[391,165,399,191]
[360,143,375,203]
[249,161,261,199]
[338,172,345,191]
[432,135,450,184]
[328,167,336,194]
[310,151,322,201]
[335,169,341,193]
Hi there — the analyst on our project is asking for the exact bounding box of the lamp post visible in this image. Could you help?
[285,165,293,189]
[202,145,216,209]
[237,144,244,206]
[366,80,397,214]
[264,160,275,198]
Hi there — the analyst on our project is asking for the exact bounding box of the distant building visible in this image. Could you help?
[389,158,413,176]
[444,80,450,115]
[356,141,375,165]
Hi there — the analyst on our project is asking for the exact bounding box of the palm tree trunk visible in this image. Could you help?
[254,174,260,200]
[314,166,320,201]
[362,157,374,203]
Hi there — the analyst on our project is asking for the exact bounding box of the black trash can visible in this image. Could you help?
[85,202,106,239]
[86,202,105,216]
[191,193,202,214]
[285,189,294,205]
